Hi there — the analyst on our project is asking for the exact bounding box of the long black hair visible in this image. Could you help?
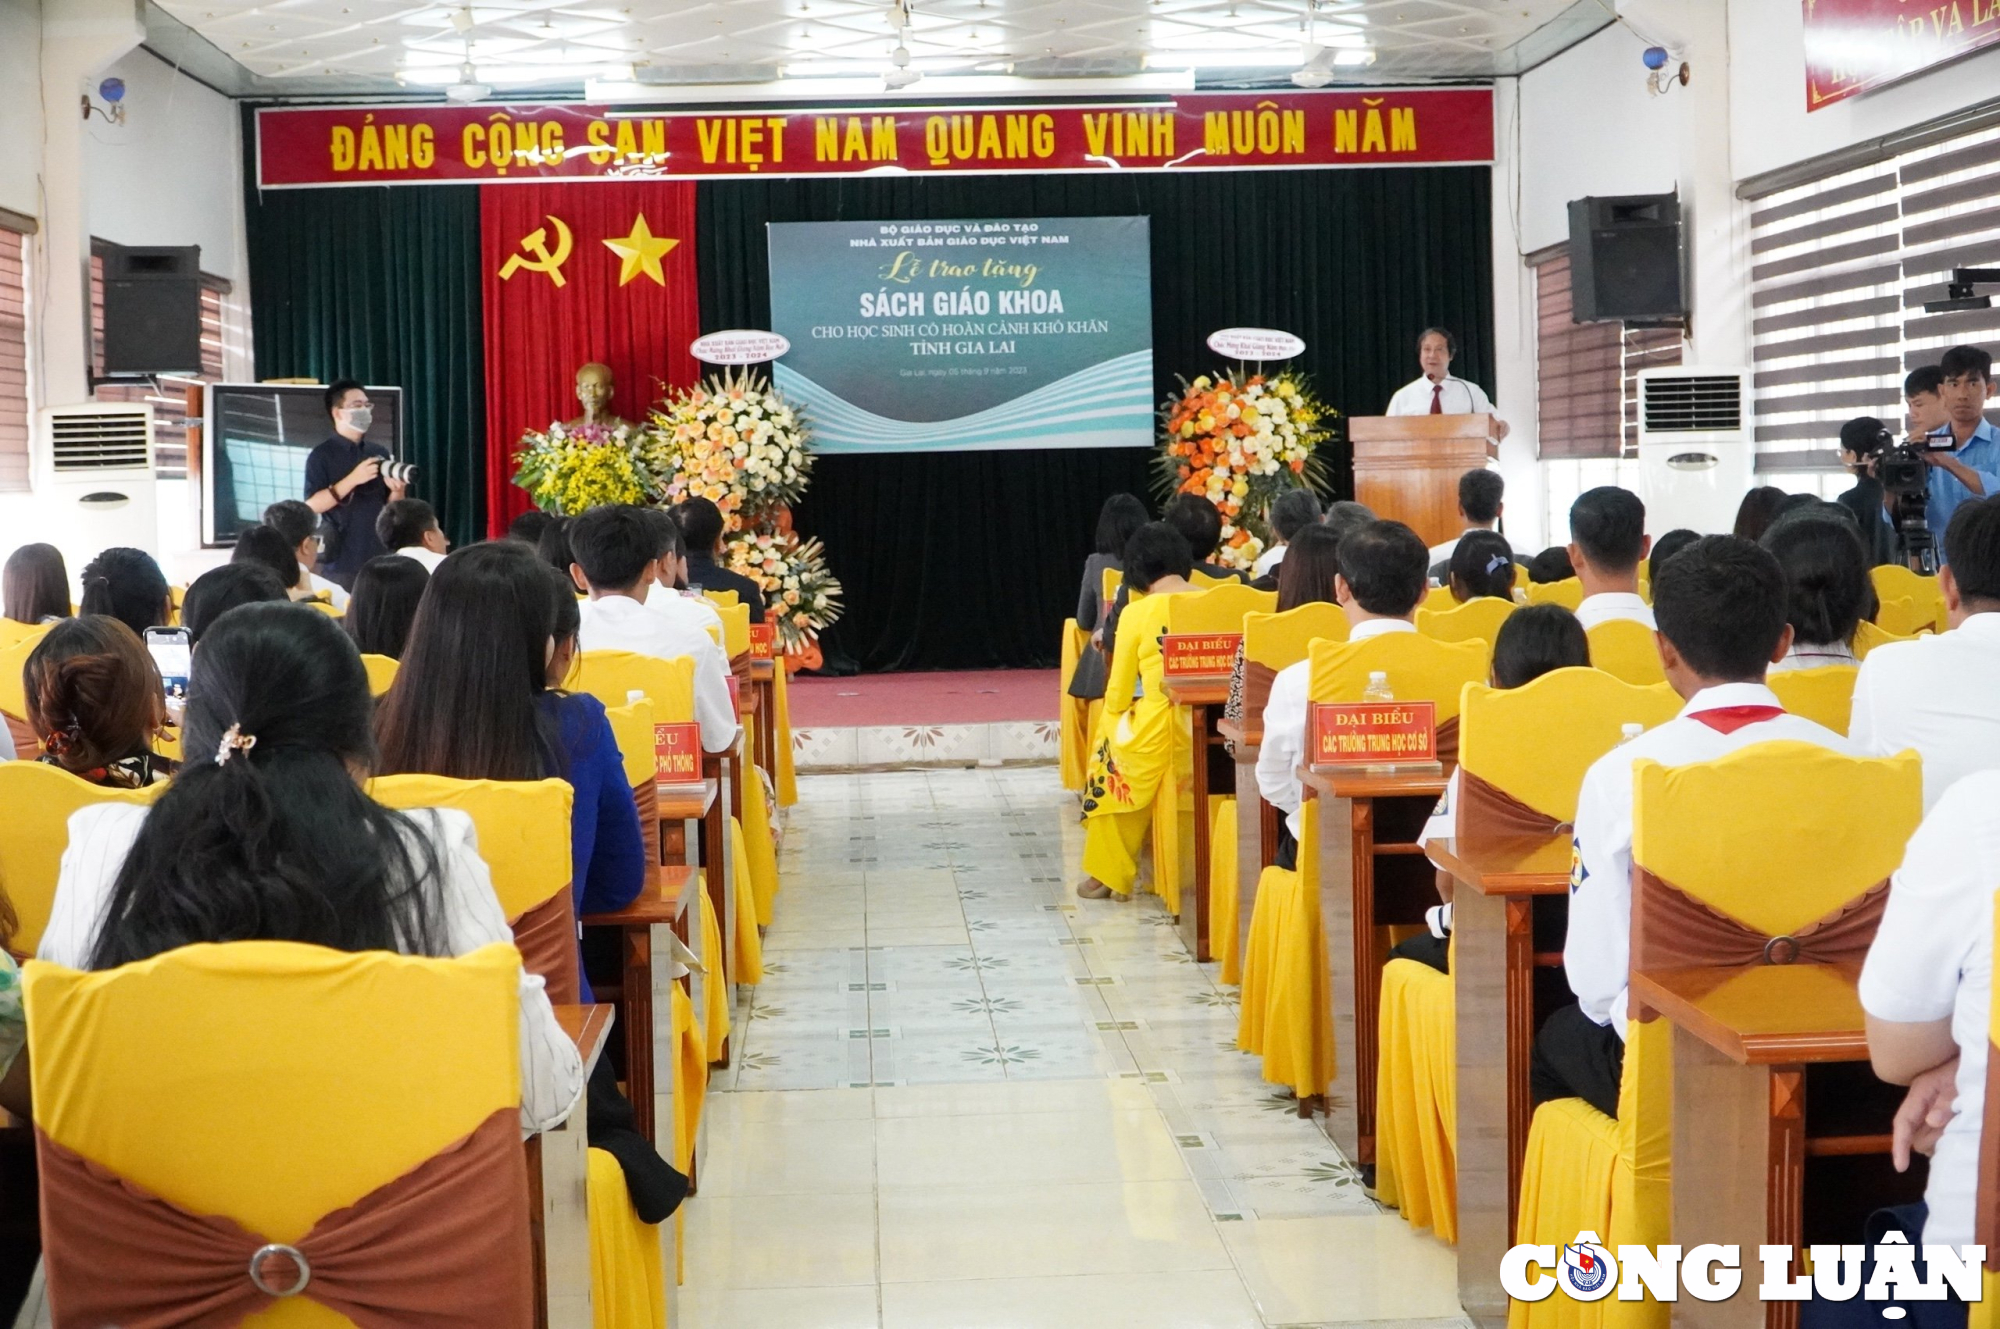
[3,544,70,624]
[374,541,564,781]
[1275,524,1342,612]
[1449,530,1516,602]
[88,602,444,969]
[1093,493,1149,558]
[78,547,169,638]
[1762,509,1870,649]
[343,555,430,659]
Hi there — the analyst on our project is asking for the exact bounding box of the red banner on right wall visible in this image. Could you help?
[1804,0,2000,111]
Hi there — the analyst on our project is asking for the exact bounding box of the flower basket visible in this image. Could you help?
[1155,371,1335,571]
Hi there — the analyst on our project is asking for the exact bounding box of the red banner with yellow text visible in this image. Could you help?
[480,180,699,534]
[256,89,1492,188]
[1803,0,2000,111]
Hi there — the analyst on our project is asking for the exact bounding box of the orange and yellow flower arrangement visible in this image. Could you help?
[1155,372,1333,571]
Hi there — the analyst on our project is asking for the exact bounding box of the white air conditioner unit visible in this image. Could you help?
[35,403,161,572]
[1635,367,1751,536]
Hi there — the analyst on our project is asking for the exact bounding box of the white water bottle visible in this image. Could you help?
[1362,670,1393,703]
[1620,722,1643,744]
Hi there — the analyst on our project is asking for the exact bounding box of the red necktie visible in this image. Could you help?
[1429,383,1443,414]
[1690,705,1783,735]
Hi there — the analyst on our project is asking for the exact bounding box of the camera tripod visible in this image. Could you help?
[1891,495,1939,575]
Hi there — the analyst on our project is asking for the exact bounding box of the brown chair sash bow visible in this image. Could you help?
[38,1108,532,1328]
[510,887,580,1006]
[3,712,36,758]
[1629,869,1888,1018]
[1456,770,1568,840]
[1434,716,1461,771]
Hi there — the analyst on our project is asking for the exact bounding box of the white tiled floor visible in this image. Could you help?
[682,766,1465,1329]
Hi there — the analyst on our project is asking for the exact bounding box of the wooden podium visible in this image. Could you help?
[1348,414,1501,548]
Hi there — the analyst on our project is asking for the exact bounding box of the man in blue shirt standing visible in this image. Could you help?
[1925,345,2000,554]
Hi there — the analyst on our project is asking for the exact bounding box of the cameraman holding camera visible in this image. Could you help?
[304,379,406,590]
[1838,350,2000,571]
[1922,347,2000,549]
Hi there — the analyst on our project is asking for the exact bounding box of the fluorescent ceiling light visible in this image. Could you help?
[587,71,1192,102]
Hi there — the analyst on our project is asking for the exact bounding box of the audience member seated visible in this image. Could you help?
[342,553,430,660]
[641,509,723,635]
[1762,507,1870,671]
[378,498,450,572]
[1443,529,1515,604]
[1077,521,1197,900]
[508,508,556,547]
[1224,524,1343,738]
[3,543,70,625]
[1071,492,1148,703]
[1732,484,1789,543]
[1829,768,1998,1329]
[1257,519,1429,867]
[37,600,584,1133]
[537,515,579,587]
[1252,488,1324,583]
[1851,495,2000,809]
[676,496,768,624]
[1166,492,1247,584]
[571,504,736,754]
[1526,546,1574,584]
[23,616,175,788]
[1567,486,1654,631]
[1426,468,1506,580]
[1322,499,1377,546]
[77,547,170,639]
[230,525,312,603]
[181,564,290,644]
[1536,535,1853,1118]
[262,499,350,610]
[1646,527,1699,590]
[1397,601,1592,974]
[373,541,682,1220]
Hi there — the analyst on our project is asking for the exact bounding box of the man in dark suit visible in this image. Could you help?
[674,496,768,624]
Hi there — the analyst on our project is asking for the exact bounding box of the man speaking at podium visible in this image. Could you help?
[1386,327,1510,439]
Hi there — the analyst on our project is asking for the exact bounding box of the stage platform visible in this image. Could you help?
[788,669,1061,770]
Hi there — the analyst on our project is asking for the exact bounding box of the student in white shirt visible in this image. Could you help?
[1838,768,1999,1318]
[1258,519,1428,863]
[1385,327,1510,437]
[1426,469,1506,576]
[262,499,351,611]
[1536,535,1855,1118]
[1852,496,2000,811]
[639,508,724,635]
[570,504,737,754]
[1250,489,1323,581]
[1760,505,1868,672]
[37,601,584,1134]
[1567,486,1656,632]
[378,498,450,573]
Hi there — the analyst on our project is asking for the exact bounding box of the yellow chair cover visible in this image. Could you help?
[1416,595,1515,647]
[1852,617,1913,660]
[1060,619,1091,790]
[771,658,797,807]
[359,652,401,697]
[1374,946,1456,1241]
[588,1147,668,1327]
[1508,1098,1621,1329]
[1101,565,1122,612]
[1524,577,1584,611]
[575,651,697,722]
[729,815,763,985]
[1210,797,1240,985]
[1458,670,1681,823]
[1243,603,1348,666]
[368,775,575,922]
[304,598,344,618]
[1767,664,1860,735]
[0,619,51,650]
[701,589,740,610]
[1422,585,1458,609]
[739,715,782,926]
[0,631,45,727]
[603,699,658,791]
[28,942,521,1295]
[0,763,166,954]
[1307,631,1488,722]
[1981,890,2000,1329]
[698,888,731,1063]
[1871,564,1945,632]
[1189,568,1241,589]
[670,980,708,1289]
[1165,581,1277,636]
[714,602,751,660]
[1585,619,1666,686]
[1245,810,1334,1097]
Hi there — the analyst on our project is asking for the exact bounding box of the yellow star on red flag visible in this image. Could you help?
[603,213,679,287]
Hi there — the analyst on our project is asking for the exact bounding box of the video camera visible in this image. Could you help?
[1850,424,1951,498]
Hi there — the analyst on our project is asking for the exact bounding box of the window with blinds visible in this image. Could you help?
[0,228,25,493]
[88,251,226,479]
[1748,121,2000,478]
[1531,248,1686,541]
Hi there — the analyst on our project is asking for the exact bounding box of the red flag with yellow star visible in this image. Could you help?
[480,181,699,534]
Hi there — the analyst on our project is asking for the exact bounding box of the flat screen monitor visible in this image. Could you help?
[201,383,403,545]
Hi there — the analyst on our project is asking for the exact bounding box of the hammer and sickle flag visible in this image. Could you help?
[498,214,574,287]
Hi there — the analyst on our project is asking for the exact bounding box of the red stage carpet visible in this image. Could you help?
[788,669,1061,769]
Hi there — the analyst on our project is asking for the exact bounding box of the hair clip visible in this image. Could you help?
[1485,554,1510,575]
[215,723,258,767]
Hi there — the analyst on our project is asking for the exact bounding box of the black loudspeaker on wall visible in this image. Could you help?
[1566,194,1687,326]
[101,244,203,377]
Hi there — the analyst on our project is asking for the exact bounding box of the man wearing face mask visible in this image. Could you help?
[304,379,405,588]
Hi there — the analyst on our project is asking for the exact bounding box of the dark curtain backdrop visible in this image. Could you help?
[698,168,1493,672]
[240,106,488,547]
